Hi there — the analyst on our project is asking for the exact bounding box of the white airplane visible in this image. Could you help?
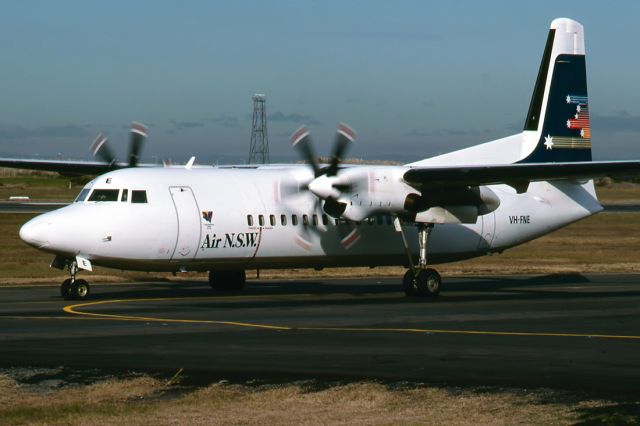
[16,18,640,300]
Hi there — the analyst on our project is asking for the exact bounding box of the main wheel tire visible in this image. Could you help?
[402,270,418,297]
[209,270,246,291]
[61,278,73,300]
[70,279,90,300]
[416,268,441,297]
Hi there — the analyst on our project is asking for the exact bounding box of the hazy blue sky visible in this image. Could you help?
[1,1,639,164]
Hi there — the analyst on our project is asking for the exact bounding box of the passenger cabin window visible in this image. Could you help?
[121,189,129,202]
[131,190,147,203]
[322,214,329,226]
[302,214,309,226]
[312,214,318,226]
[292,215,298,226]
[74,188,91,202]
[280,214,287,226]
[247,215,253,226]
[269,214,276,226]
[258,215,265,226]
[88,189,119,202]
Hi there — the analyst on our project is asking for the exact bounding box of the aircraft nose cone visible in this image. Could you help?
[19,218,51,248]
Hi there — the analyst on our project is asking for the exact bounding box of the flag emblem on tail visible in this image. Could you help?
[546,94,592,150]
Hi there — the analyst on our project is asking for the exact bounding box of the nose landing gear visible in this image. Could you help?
[61,260,91,301]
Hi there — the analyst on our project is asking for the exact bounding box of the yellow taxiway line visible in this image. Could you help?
[63,297,640,340]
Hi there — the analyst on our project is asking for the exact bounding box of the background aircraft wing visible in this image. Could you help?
[404,161,640,192]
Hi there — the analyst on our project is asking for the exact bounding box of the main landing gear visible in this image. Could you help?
[396,221,442,297]
[61,260,91,301]
[208,270,246,292]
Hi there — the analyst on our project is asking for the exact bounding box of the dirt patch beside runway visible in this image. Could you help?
[1,370,637,425]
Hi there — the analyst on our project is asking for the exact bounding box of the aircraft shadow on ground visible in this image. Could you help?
[75,273,640,308]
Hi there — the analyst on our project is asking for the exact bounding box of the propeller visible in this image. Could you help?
[290,126,321,178]
[283,123,362,250]
[128,122,148,167]
[327,123,355,177]
[90,122,149,169]
[289,124,356,218]
[90,134,116,166]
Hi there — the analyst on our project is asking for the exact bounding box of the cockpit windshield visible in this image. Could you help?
[77,186,148,203]
[74,188,91,203]
[88,189,120,202]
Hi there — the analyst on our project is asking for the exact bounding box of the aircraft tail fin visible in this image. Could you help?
[407,18,593,169]
[518,18,591,163]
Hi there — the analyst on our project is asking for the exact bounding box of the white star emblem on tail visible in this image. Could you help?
[544,135,554,150]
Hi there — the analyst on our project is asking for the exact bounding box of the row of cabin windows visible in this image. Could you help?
[76,188,148,203]
[246,213,394,227]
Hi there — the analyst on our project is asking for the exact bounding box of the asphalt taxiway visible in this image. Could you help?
[1,274,640,395]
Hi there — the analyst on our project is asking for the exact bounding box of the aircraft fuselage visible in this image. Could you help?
[19,166,601,273]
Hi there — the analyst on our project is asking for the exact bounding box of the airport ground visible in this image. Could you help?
[3,275,640,424]
[1,172,640,424]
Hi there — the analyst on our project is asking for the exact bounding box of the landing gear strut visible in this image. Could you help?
[209,270,246,292]
[395,219,442,297]
[61,260,90,301]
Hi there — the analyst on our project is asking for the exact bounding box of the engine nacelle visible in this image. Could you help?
[336,167,420,221]
[314,166,501,224]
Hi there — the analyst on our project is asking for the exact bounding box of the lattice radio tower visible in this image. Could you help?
[248,94,270,164]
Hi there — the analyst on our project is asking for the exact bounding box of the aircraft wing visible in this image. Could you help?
[404,161,640,191]
[0,122,159,176]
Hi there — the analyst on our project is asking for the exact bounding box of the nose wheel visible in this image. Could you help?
[61,261,91,301]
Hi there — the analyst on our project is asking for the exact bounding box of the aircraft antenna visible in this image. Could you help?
[248,94,270,164]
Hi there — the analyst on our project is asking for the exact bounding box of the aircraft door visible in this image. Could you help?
[169,186,201,260]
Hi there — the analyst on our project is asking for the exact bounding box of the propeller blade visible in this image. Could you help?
[290,126,321,177]
[337,221,361,250]
[326,123,355,177]
[90,133,117,166]
[128,122,148,167]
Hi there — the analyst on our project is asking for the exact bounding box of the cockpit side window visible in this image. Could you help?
[131,190,148,203]
[121,189,129,202]
[88,189,120,202]
[74,188,91,203]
